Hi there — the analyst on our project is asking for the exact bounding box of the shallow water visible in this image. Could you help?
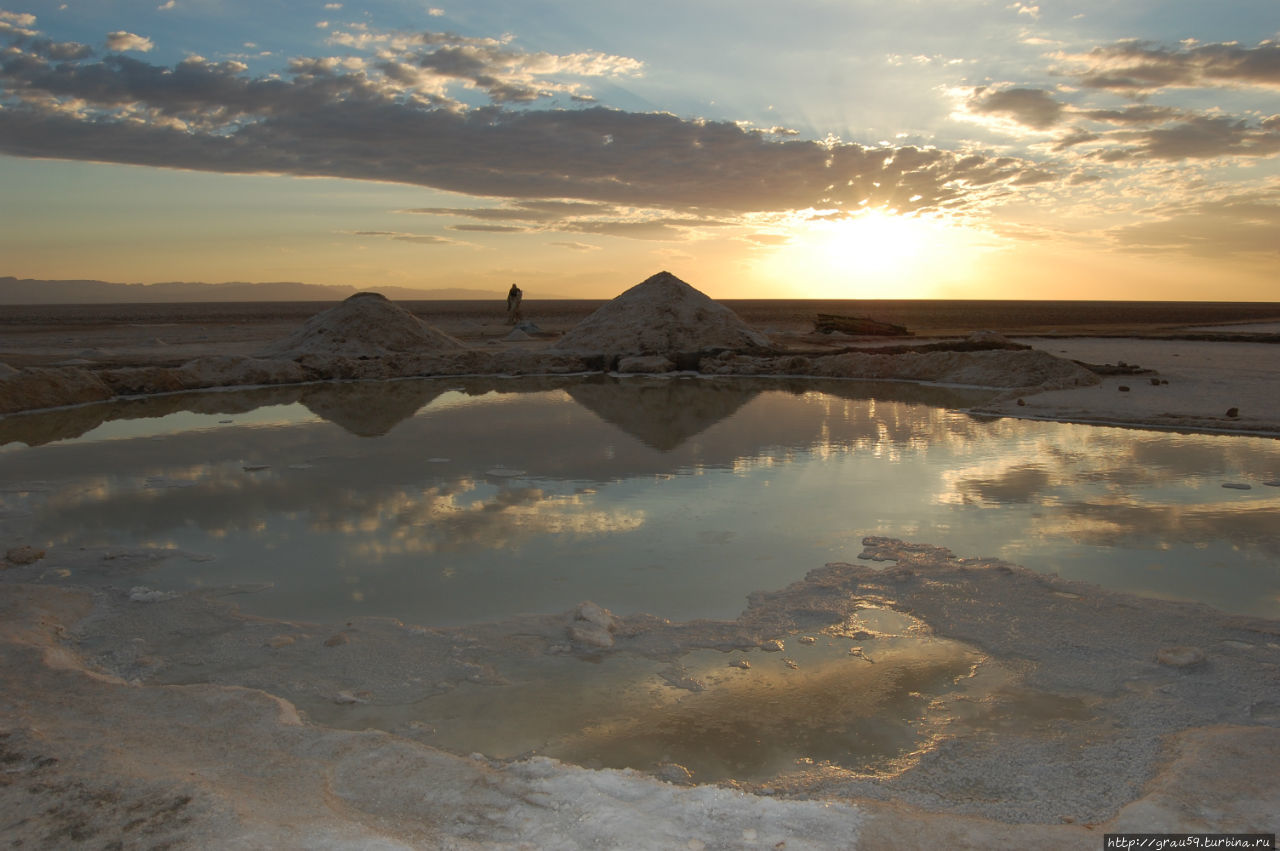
[5,374,1279,792]
[3,374,1279,624]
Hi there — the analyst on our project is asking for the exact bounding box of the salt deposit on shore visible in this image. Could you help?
[0,274,1134,429]
[979,336,1280,435]
[1,274,1277,436]
[1,537,1276,848]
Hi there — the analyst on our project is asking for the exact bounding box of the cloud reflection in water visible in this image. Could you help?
[1,375,1276,623]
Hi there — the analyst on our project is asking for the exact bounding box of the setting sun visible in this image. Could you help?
[758,210,995,299]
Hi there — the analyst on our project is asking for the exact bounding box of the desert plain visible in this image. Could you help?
[2,288,1280,849]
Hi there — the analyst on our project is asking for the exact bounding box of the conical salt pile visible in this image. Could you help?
[552,271,769,355]
[262,292,463,359]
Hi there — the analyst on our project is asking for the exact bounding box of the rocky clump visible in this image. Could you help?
[4,546,45,567]
[567,601,619,648]
[261,292,464,360]
[0,365,113,414]
[553,272,769,356]
[702,346,1099,391]
[1156,646,1206,668]
[99,357,309,396]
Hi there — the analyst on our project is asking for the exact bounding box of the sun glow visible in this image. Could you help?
[757,209,996,299]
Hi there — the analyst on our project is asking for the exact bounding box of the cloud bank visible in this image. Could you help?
[0,14,1045,236]
[2,12,1277,263]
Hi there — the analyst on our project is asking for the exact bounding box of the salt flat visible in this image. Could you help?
[986,333,1280,435]
[1,293,1278,848]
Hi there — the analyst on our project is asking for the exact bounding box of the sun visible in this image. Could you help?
[755,209,994,299]
[817,210,924,279]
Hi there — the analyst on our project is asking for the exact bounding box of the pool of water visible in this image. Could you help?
[3,374,1279,624]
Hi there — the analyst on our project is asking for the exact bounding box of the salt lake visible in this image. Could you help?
[3,374,1277,625]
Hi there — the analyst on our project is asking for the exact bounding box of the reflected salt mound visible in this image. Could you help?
[299,380,448,437]
[0,385,306,447]
[567,376,760,450]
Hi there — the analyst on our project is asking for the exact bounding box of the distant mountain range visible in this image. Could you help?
[0,277,508,304]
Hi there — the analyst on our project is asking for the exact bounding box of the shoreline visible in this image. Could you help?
[3,297,1279,437]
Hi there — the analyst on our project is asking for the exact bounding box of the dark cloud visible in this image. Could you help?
[352,231,459,245]
[405,201,619,222]
[968,86,1064,129]
[1114,115,1280,161]
[1011,168,1056,186]
[1067,171,1103,185]
[548,241,599,251]
[556,220,705,241]
[0,28,1051,228]
[447,224,528,233]
[1052,128,1100,151]
[1076,105,1182,125]
[1073,39,1280,93]
[1051,111,1280,163]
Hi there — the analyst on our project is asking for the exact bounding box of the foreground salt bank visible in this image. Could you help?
[2,533,1277,847]
[0,272,1101,415]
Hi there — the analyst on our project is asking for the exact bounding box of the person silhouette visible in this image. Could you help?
[506,283,523,324]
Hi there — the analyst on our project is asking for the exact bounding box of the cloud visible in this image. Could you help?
[958,41,1280,163]
[447,224,528,233]
[743,233,791,246]
[1108,187,1280,257]
[329,27,643,106]
[406,200,618,222]
[416,203,735,241]
[0,23,1051,232]
[105,31,154,53]
[555,219,721,241]
[967,86,1064,130]
[1092,115,1280,162]
[1076,105,1183,125]
[0,11,37,35]
[1065,39,1280,94]
[350,231,463,245]
[549,241,600,251]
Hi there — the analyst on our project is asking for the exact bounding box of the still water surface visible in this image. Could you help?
[3,375,1278,623]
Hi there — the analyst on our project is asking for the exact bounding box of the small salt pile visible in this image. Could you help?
[262,292,463,359]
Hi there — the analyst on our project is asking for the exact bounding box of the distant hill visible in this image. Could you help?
[0,277,507,304]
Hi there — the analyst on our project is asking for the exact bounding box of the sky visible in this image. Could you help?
[1,1,1278,300]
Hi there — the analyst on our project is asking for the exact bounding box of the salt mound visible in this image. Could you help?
[262,292,464,359]
[553,271,769,355]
